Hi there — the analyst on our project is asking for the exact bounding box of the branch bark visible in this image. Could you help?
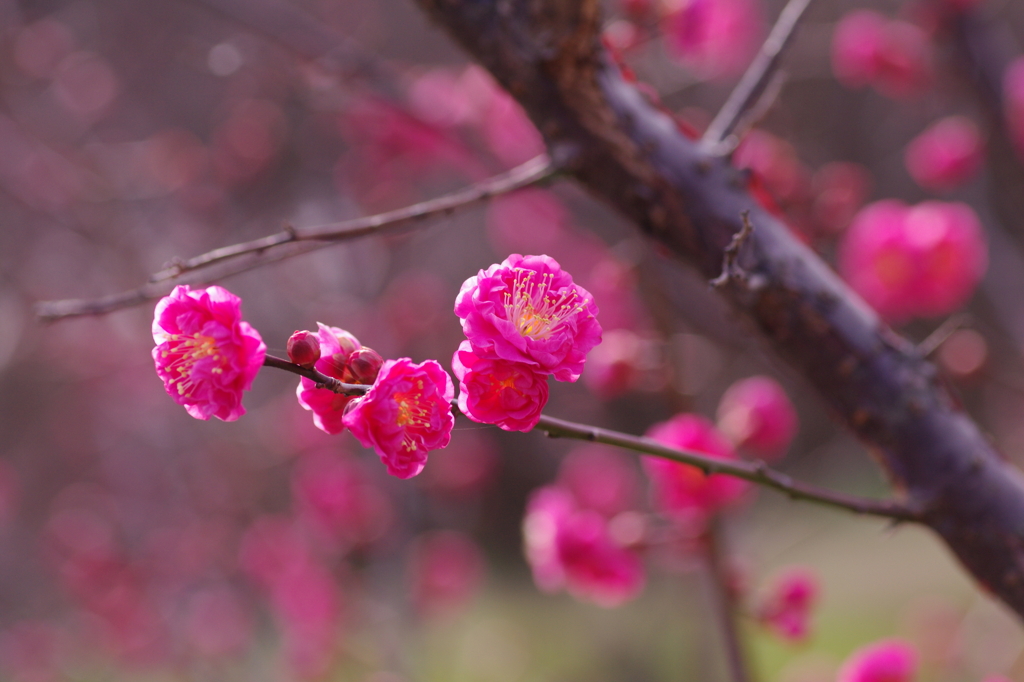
[411,0,1024,618]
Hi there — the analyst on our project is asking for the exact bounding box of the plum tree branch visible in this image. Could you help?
[412,0,1024,618]
[534,413,919,521]
[260,355,918,521]
[34,154,555,321]
[701,0,814,151]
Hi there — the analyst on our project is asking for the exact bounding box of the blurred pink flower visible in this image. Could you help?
[152,285,265,422]
[837,639,917,682]
[665,0,763,81]
[417,429,499,497]
[1003,57,1024,161]
[904,116,983,191]
[343,358,454,479]
[557,445,640,518]
[832,11,932,99]
[733,130,812,211]
[838,200,987,322]
[407,530,485,616]
[479,90,546,167]
[270,563,341,679]
[455,254,602,382]
[292,451,394,548]
[296,323,363,435]
[755,567,819,643]
[643,414,749,519]
[716,376,798,461]
[523,486,645,607]
[452,341,549,432]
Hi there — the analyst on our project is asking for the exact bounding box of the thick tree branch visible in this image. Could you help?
[35,155,555,320]
[412,0,1024,617]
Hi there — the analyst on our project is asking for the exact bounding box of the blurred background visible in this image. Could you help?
[2,0,1024,679]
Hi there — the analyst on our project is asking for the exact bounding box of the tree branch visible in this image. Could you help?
[412,0,1024,618]
[535,413,918,521]
[35,154,555,321]
[701,0,815,151]
[258,356,918,521]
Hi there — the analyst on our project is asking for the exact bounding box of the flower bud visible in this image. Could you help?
[287,330,321,369]
[348,347,384,385]
[332,329,361,363]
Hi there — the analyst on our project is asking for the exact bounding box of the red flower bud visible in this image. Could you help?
[287,330,321,369]
[348,347,384,385]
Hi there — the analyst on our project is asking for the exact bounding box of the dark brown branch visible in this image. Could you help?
[701,0,814,150]
[704,519,751,682]
[35,155,555,320]
[535,414,918,521]
[413,0,1024,618]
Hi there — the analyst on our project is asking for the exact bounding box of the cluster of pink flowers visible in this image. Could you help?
[453,254,602,431]
[152,287,454,480]
[832,10,932,99]
[839,200,987,323]
[664,0,763,81]
[151,285,266,422]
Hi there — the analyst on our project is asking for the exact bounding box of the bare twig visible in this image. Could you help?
[709,211,754,288]
[35,155,556,321]
[150,154,554,281]
[258,357,918,521]
[701,0,815,151]
[917,313,973,358]
[534,413,919,521]
[262,354,369,394]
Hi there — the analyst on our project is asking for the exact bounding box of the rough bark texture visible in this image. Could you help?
[411,0,1024,617]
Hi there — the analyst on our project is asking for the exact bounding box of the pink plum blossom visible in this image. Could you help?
[452,340,549,432]
[287,330,320,368]
[296,323,364,435]
[665,0,763,81]
[523,486,645,607]
[152,285,266,422]
[837,639,917,682]
[343,358,454,479]
[839,200,987,322]
[904,116,983,191]
[455,254,602,382]
[716,376,798,461]
[755,567,819,643]
[643,414,749,519]
[1003,57,1024,160]
[832,11,932,99]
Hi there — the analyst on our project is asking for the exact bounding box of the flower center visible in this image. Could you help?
[160,333,225,396]
[502,268,588,340]
[395,383,433,451]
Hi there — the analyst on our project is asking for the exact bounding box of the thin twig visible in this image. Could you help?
[917,313,973,358]
[710,211,754,288]
[262,354,368,394]
[704,518,752,682]
[534,413,919,521]
[258,354,919,520]
[701,0,815,151]
[151,154,555,281]
[35,155,556,321]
